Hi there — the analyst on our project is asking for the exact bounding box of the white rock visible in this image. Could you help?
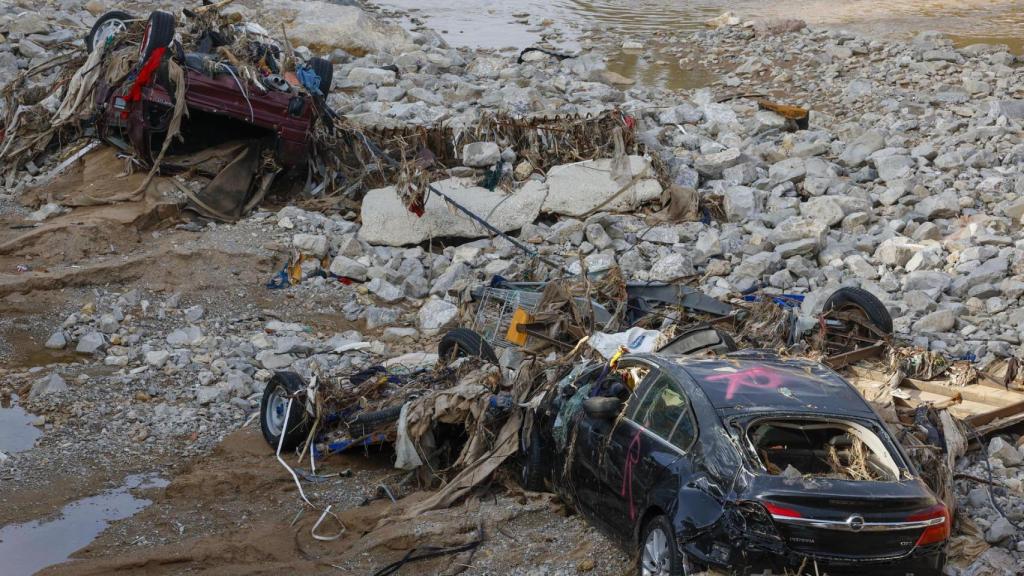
[145,350,171,368]
[44,331,67,350]
[347,67,397,85]
[292,233,329,257]
[723,186,761,222]
[649,253,695,282]
[329,255,368,280]
[418,298,459,336]
[913,309,955,333]
[360,179,546,246]
[76,331,106,354]
[256,350,296,370]
[30,373,67,400]
[268,0,415,55]
[800,196,845,227]
[543,156,661,217]
[988,436,1023,466]
[462,142,501,167]
[875,155,915,182]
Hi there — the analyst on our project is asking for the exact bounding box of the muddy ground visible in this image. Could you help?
[0,171,631,575]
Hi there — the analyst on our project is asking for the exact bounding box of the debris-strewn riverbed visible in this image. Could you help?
[2,0,1024,574]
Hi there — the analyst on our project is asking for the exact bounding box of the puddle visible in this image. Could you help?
[0,400,42,456]
[0,326,83,369]
[0,474,168,576]
[375,0,1024,90]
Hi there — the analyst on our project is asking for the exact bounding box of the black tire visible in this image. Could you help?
[638,515,695,576]
[260,371,312,451]
[308,57,334,93]
[438,328,499,365]
[347,404,404,437]
[822,287,893,334]
[519,420,546,491]
[86,10,134,53]
[140,11,175,60]
[349,405,404,427]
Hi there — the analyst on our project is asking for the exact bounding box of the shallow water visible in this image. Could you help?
[0,474,168,576]
[377,0,1024,88]
[0,401,41,455]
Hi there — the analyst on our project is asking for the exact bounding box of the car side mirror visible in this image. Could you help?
[582,396,624,420]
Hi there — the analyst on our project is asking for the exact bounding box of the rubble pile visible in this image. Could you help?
[1,1,1024,574]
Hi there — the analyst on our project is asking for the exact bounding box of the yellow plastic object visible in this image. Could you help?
[506,308,533,346]
[288,255,305,285]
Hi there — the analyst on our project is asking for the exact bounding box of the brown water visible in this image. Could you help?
[0,474,168,576]
[376,0,1024,88]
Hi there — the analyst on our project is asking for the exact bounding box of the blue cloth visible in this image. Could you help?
[297,66,322,96]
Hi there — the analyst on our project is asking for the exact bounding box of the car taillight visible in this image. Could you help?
[763,501,803,519]
[908,504,950,546]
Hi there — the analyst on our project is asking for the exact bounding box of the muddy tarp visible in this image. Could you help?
[178,141,273,222]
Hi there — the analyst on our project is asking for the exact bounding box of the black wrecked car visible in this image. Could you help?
[521,350,949,575]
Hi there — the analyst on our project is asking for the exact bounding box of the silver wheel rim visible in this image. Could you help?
[641,527,671,576]
[94,19,126,49]
[264,385,288,437]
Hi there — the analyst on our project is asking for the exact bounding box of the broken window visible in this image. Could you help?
[631,374,697,451]
[747,419,904,482]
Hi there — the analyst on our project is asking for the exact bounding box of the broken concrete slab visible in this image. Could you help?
[542,156,661,217]
[359,178,546,246]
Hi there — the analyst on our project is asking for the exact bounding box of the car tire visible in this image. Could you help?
[86,10,134,53]
[639,515,695,576]
[308,57,334,93]
[822,286,893,334]
[260,371,312,451]
[347,404,404,437]
[718,330,738,351]
[438,328,499,365]
[139,10,175,60]
[519,420,546,491]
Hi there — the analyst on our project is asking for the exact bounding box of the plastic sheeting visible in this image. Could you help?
[587,327,665,359]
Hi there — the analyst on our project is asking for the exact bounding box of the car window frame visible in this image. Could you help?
[624,367,700,454]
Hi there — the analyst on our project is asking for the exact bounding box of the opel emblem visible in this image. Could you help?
[847,515,865,532]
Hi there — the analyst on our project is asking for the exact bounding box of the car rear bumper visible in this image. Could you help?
[691,541,945,576]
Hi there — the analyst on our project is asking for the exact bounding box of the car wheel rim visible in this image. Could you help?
[95,19,126,49]
[641,527,671,576]
[264,385,288,437]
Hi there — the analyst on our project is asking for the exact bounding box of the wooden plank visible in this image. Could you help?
[967,399,1024,427]
[902,378,1022,408]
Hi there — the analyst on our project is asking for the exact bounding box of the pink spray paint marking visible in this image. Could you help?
[705,366,785,400]
[620,428,642,521]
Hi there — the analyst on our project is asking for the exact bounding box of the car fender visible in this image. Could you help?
[671,485,726,539]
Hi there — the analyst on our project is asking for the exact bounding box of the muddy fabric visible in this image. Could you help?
[125,59,190,202]
[180,143,261,221]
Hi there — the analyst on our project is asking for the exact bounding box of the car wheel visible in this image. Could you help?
[639,515,694,576]
[259,371,312,451]
[307,57,334,93]
[438,328,499,365]
[139,11,176,60]
[86,10,134,53]
[822,286,893,334]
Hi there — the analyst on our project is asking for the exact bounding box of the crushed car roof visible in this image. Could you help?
[669,352,876,416]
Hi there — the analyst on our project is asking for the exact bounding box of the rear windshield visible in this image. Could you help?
[746,418,907,482]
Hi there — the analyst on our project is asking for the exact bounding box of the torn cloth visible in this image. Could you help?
[394,403,423,470]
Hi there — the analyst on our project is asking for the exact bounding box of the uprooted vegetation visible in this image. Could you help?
[749,419,904,482]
